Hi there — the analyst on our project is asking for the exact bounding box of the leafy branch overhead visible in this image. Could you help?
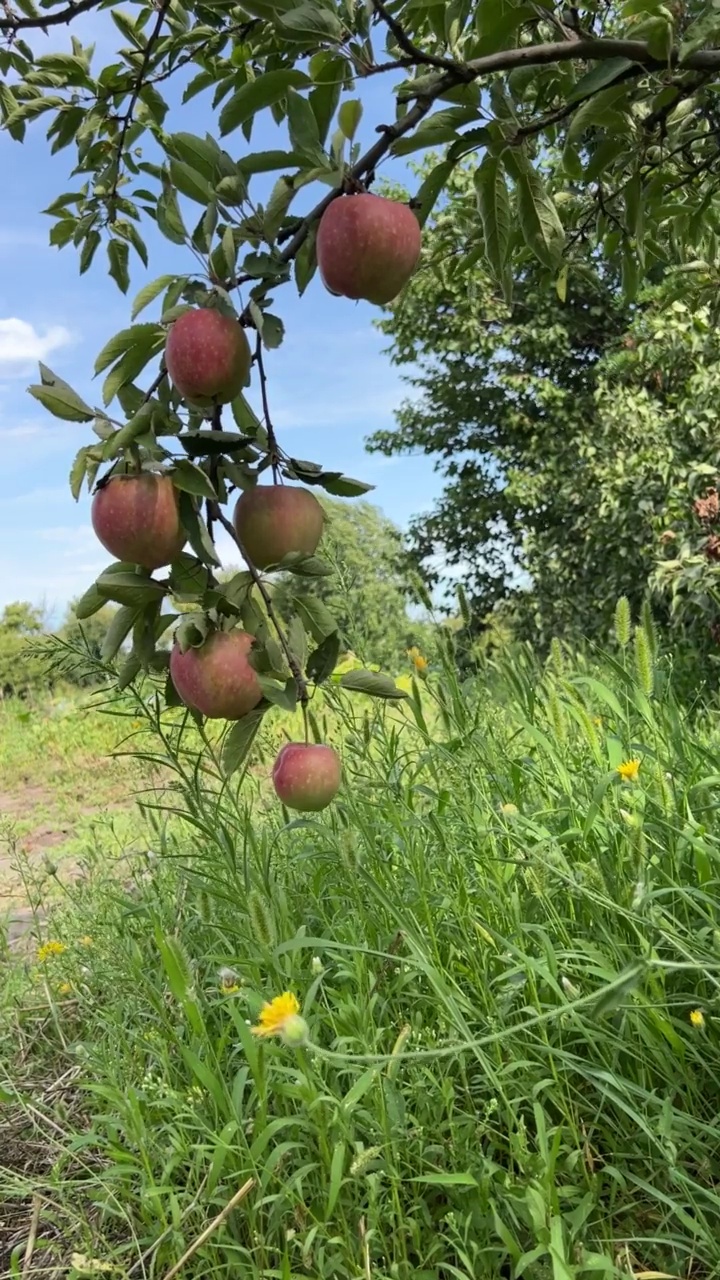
[10,0,720,797]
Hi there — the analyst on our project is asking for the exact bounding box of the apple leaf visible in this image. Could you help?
[101,604,138,661]
[307,631,341,685]
[339,669,409,700]
[338,98,362,142]
[179,492,221,566]
[131,274,179,321]
[117,652,142,690]
[73,582,107,620]
[316,473,374,497]
[168,553,211,600]
[222,708,265,777]
[277,552,333,577]
[294,594,339,643]
[96,572,166,608]
[171,459,218,499]
[219,69,311,137]
[28,373,94,423]
[287,613,308,670]
[257,675,298,711]
[175,612,209,653]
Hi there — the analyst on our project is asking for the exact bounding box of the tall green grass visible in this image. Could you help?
[3,620,720,1280]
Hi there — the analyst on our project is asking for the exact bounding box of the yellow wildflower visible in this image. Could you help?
[690,1008,705,1029]
[407,646,428,674]
[593,717,602,727]
[500,803,518,816]
[252,992,308,1045]
[57,981,73,996]
[617,758,641,782]
[79,935,93,948]
[37,940,66,962]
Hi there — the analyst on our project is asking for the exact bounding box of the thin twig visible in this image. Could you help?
[210,502,309,706]
[107,0,173,212]
[253,332,280,481]
[0,0,99,31]
[370,0,458,73]
[160,1178,255,1280]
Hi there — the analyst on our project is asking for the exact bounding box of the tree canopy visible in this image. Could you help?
[375,167,720,652]
[9,0,720,762]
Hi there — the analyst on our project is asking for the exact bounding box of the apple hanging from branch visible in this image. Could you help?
[316,195,422,306]
[91,473,186,571]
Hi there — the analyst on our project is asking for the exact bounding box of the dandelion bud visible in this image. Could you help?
[280,1014,309,1047]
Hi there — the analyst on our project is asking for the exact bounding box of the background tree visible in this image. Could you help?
[376,177,720,654]
[0,603,51,698]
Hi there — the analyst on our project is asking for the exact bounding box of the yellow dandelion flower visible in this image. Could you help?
[57,981,73,996]
[219,967,241,994]
[690,1008,705,1029]
[407,646,428,674]
[617,758,641,782]
[37,940,66,963]
[500,802,518,816]
[251,992,306,1044]
[79,935,94,948]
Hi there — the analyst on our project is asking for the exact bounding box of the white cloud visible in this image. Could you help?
[0,318,72,373]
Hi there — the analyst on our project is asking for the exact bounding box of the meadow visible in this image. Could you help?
[2,616,720,1280]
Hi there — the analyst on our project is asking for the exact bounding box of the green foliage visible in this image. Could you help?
[4,642,720,1276]
[273,499,427,668]
[0,602,50,698]
[375,169,720,657]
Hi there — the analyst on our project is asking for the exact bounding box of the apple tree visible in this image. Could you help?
[5,0,720,802]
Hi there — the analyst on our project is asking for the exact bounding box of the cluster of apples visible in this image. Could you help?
[90,194,421,813]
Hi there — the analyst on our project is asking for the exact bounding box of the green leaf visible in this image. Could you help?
[219,69,310,137]
[294,594,338,643]
[169,158,214,205]
[475,153,511,280]
[156,185,187,245]
[286,88,322,158]
[294,224,318,295]
[257,675,298,711]
[411,1172,478,1187]
[95,324,161,375]
[307,631,341,685]
[339,669,408,700]
[412,159,455,228]
[316,473,374,497]
[278,3,343,41]
[28,372,94,423]
[236,149,303,175]
[171,459,217,499]
[338,98,362,142]
[117,652,142,690]
[101,604,137,660]
[287,613,308,670]
[264,174,296,243]
[179,492,221,566]
[107,238,130,293]
[567,58,633,104]
[73,582,107,620]
[96,571,166,607]
[169,552,211,600]
[69,445,90,499]
[222,708,265,776]
[515,159,565,270]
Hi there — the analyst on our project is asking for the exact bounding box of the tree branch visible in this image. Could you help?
[107,0,173,211]
[253,332,280,481]
[370,0,458,73]
[0,0,99,31]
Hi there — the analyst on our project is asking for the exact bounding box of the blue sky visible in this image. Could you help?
[0,15,443,621]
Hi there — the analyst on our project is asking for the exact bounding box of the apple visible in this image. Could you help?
[91,473,185,570]
[233,485,325,570]
[165,308,251,405]
[272,743,341,812]
[316,194,422,305]
[170,629,262,719]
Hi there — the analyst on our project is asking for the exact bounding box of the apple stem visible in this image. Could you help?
[208,499,310,709]
[302,702,310,746]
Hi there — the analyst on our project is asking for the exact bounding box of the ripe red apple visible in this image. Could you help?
[91,473,185,570]
[272,743,341,812]
[170,629,262,719]
[233,485,325,570]
[316,194,422,305]
[165,308,251,405]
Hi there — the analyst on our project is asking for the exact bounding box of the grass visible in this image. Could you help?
[2,621,720,1280]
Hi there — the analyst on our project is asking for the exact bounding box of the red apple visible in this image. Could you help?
[170,629,262,719]
[272,743,341,812]
[91,473,185,570]
[233,485,325,570]
[166,308,251,405]
[316,194,422,305]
